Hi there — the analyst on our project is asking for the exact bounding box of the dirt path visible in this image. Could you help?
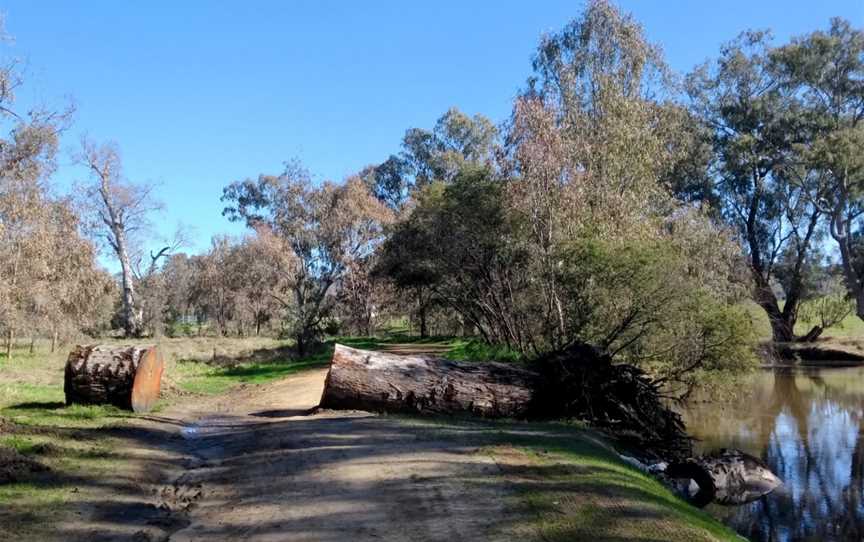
[66,367,525,542]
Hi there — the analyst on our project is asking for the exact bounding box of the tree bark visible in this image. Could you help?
[5,329,13,362]
[798,325,824,343]
[64,345,164,413]
[319,344,540,417]
[115,228,142,338]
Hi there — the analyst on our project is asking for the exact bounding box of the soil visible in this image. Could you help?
[0,446,49,483]
[57,368,528,542]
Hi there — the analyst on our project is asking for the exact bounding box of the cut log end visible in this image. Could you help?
[64,345,164,413]
[130,347,165,413]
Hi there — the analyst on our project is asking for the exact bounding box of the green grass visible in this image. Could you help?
[173,347,333,395]
[746,299,864,340]
[0,380,130,428]
[445,338,523,363]
[512,436,739,541]
[0,376,132,539]
[400,416,740,541]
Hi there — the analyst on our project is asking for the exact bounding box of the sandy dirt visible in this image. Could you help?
[61,367,526,542]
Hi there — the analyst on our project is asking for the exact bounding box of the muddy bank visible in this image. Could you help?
[769,340,864,367]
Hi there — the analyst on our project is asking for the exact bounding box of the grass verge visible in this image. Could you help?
[173,352,332,394]
[401,416,740,542]
[0,336,316,539]
[0,378,132,539]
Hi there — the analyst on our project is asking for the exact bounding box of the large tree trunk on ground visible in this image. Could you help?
[319,344,540,417]
[64,345,164,413]
[666,449,782,507]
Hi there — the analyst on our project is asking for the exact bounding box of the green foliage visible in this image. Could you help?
[445,339,523,364]
[379,168,537,350]
[556,236,757,391]
[799,278,855,332]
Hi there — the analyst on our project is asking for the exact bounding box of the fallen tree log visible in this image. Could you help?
[665,449,782,507]
[64,345,164,413]
[319,345,782,507]
[319,344,540,417]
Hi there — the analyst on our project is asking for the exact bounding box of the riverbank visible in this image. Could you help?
[680,362,864,541]
[0,337,740,541]
[764,337,864,367]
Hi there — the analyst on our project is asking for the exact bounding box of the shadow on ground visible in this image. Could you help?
[3,407,730,542]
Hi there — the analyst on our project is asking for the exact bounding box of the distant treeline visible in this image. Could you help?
[2,2,862,395]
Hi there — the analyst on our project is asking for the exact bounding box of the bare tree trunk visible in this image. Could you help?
[320,345,539,417]
[29,336,35,354]
[753,276,795,343]
[51,330,58,353]
[798,325,824,343]
[115,228,142,338]
[829,188,864,322]
[4,329,12,362]
[419,305,428,338]
[838,234,864,321]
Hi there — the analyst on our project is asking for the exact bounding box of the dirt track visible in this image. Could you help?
[64,368,526,542]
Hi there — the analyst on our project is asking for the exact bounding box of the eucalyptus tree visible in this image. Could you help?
[771,19,864,321]
[507,0,716,349]
[379,167,536,350]
[370,107,499,211]
[687,31,826,342]
[222,162,392,353]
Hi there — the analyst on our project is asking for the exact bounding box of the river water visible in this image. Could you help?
[681,366,864,542]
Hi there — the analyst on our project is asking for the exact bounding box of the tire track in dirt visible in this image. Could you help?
[140,368,524,542]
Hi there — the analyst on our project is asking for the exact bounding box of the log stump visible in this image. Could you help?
[64,345,164,413]
[319,344,540,417]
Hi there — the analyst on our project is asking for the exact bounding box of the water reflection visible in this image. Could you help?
[681,367,864,542]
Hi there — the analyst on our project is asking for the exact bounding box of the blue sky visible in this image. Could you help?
[3,0,863,266]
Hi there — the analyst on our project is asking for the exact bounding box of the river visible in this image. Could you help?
[681,366,864,542]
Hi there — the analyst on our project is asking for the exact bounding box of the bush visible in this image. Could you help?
[555,236,757,396]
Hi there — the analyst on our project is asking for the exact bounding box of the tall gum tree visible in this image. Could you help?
[687,31,824,342]
[772,19,864,322]
[77,139,162,338]
[507,0,714,349]
[222,162,393,354]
